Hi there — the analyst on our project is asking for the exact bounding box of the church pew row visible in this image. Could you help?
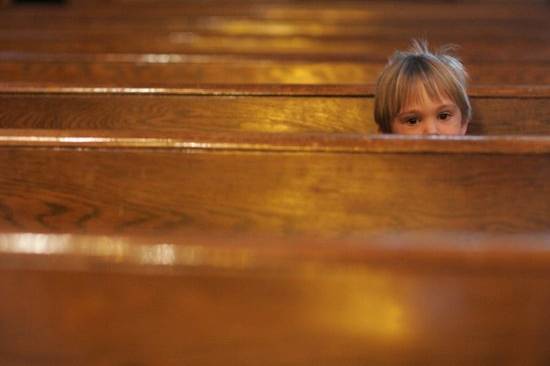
[2,56,550,85]
[1,19,548,40]
[2,1,548,22]
[1,36,548,62]
[0,129,549,236]
[0,231,549,365]
[0,85,548,135]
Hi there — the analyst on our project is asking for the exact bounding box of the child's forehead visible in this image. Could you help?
[401,80,454,108]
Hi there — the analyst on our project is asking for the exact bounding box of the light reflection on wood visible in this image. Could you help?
[0,132,549,236]
[1,36,548,62]
[0,232,550,364]
[1,232,550,271]
[1,129,550,153]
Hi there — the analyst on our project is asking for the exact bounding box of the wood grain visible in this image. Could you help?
[0,131,549,236]
[1,2,549,365]
[0,92,548,135]
[2,58,550,85]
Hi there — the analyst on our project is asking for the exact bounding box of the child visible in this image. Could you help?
[374,40,471,135]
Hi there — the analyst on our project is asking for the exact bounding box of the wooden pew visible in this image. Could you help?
[1,3,548,363]
[0,129,549,236]
[2,1,546,84]
[0,4,547,61]
[1,19,548,40]
[2,55,549,85]
[0,231,550,365]
[0,35,548,62]
[0,85,548,135]
[2,1,547,38]
[2,1,548,22]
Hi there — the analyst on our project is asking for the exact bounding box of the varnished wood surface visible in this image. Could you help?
[1,83,548,97]
[1,19,548,40]
[2,231,550,272]
[2,2,549,364]
[0,89,548,135]
[2,129,550,153]
[0,130,549,235]
[1,36,548,62]
[2,2,546,62]
[3,1,549,21]
[2,58,550,85]
[0,232,550,365]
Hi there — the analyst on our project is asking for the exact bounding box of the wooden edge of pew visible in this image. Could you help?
[1,232,550,274]
[1,129,550,154]
[1,82,549,98]
[3,48,550,64]
[2,50,550,63]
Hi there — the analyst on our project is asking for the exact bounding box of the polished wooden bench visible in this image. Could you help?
[1,0,548,59]
[0,129,549,236]
[2,2,549,365]
[2,54,549,85]
[2,1,548,22]
[1,1,547,85]
[0,231,549,365]
[2,18,547,41]
[0,34,548,61]
[0,85,548,135]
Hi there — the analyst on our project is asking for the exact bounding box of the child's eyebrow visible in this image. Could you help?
[397,109,421,117]
[437,104,458,110]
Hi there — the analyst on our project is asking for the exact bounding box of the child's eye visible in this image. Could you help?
[405,117,419,125]
[438,112,451,120]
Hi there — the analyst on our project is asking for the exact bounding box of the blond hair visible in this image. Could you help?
[374,40,471,133]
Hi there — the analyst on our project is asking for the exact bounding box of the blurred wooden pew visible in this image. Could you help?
[0,231,549,365]
[0,2,547,61]
[0,35,547,61]
[2,0,548,22]
[1,0,547,85]
[2,19,548,40]
[2,55,549,85]
[0,85,547,135]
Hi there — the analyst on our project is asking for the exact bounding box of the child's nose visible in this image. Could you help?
[423,118,439,135]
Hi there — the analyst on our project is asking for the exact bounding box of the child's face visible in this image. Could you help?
[390,93,468,135]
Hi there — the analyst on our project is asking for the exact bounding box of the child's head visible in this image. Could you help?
[374,40,471,135]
